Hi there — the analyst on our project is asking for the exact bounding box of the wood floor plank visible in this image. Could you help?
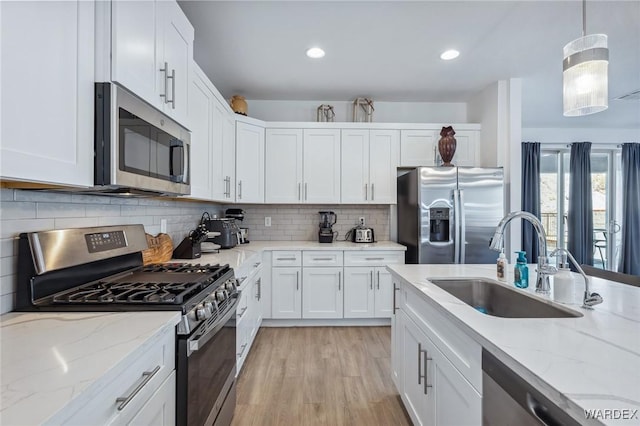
[231,326,412,426]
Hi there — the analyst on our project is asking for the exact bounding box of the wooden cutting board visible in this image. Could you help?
[142,233,173,265]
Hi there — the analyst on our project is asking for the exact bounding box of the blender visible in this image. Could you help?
[318,211,338,243]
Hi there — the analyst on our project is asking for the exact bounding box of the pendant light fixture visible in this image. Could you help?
[563,0,609,117]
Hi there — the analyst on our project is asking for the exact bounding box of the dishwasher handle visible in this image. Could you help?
[526,393,562,426]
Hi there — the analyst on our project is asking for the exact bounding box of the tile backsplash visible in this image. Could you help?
[225,204,391,242]
[0,189,223,314]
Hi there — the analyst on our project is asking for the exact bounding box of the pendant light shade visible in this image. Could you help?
[562,1,609,117]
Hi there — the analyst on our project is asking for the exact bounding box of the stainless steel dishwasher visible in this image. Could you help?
[482,349,583,426]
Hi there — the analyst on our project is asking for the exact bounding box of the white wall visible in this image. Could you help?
[244,99,468,123]
[522,128,640,144]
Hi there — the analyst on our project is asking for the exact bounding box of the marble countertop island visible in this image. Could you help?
[0,311,181,425]
[387,264,640,425]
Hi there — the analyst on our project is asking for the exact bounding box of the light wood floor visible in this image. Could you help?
[231,326,412,426]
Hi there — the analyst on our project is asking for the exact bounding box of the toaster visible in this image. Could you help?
[353,227,375,243]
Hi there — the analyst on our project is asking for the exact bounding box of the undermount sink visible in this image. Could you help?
[427,278,583,318]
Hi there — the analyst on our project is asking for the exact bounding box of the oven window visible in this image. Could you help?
[186,320,235,426]
[118,108,185,182]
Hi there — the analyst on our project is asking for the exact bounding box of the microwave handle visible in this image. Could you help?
[169,139,188,183]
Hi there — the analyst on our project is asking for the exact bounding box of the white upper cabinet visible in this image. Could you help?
[264,128,340,204]
[265,129,303,203]
[303,129,341,203]
[111,0,193,126]
[400,130,438,167]
[0,0,94,187]
[235,122,265,203]
[222,114,237,201]
[187,66,214,200]
[341,129,398,203]
[400,128,479,167]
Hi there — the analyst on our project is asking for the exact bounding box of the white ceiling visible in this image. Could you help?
[178,1,640,128]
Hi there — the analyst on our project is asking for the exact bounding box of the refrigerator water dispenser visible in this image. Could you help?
[429,207,450,242]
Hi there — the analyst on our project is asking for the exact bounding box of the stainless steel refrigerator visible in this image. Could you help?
[397,167,504,264]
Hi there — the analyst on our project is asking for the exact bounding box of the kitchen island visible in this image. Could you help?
[388,263,640,425]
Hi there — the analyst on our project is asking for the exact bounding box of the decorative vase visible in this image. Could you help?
[438,126,457,166]
[230,95,248,116]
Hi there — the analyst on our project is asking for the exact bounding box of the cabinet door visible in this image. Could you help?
[303,129,341,203]
[431,342,481,426]
[208,100,227,201]
[265,129,303,203]
[450,130,478,167]
[400,311,431,426]
[369,130,399,204]
[236,122,265,203]
[157,0,193,125]
[222,114,236,200]
[302,267,343,319]
[127,372,176,426]
[400,130,437,167]
[343,267,375,318]
[374,267,394,317]
[111,0,159,110]
[187,67,213,199]
[1,0,94,187]
[391,281,402,389]
[340,130,369,204]
[271,267,301,319]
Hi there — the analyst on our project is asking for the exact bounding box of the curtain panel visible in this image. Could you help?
[568,142,594,267]
[618,143,640,275]
[521,142,541,260]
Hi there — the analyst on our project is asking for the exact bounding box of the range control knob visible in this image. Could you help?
[215,289,228,302]
[204,301,215,316]
[195,304,209,321]
[225,280,236,291]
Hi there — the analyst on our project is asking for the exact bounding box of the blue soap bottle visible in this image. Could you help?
[513,251,529,289]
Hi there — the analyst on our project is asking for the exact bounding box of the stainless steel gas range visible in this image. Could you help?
[16,224,238,426]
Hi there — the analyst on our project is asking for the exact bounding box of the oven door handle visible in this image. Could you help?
[187,293,241,357]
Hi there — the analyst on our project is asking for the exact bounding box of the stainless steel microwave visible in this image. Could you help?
[94,83,190,196]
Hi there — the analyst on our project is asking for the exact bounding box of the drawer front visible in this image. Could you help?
[63,327,175,425]
[303,251,343,267]
[236,252,263,285]
[401,281,482,393]
[271,250,302,267]
[344,251,404,267]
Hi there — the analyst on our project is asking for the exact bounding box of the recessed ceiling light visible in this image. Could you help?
[440,49,460,60]
[306,47,325,59]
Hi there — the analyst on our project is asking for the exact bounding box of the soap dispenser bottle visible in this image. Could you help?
[496,250,507,281]
[514,251,529,289]
[553,254,575,303]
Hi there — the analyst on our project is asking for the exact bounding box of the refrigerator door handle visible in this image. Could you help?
[459,189,466,264]
[453,189,461,264]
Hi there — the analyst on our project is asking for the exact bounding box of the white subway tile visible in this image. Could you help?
[55,217,100,229]
[1,256,16,277]
[85,204,121,217]
[138,198,176,207]
[0,189,15,201]
[144,225,161,235]
[111,197,139,205]
[146,206,182,216]
[37,203,85,218]
[0,238,17,258]
[0,293,14,314]
[0,274,16,296]
[15,190,71,203]
[1,218,55,239]
[98,216,153,226]
[70,194,112,204]
[0,202,36,220]
[121,205,148,216]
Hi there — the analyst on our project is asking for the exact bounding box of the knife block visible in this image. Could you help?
[172,237,201,259]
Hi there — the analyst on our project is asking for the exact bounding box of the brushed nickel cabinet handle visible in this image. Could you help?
[296,271,299,290]
[418,343,423,385]
[393,283,399,314]
[423,349,433,395]
[377,271,380,289]
[116,365,161,411]
[365,183,368,201]
[370,270,373,289]
[338,271,341,291]
[298,183,301,201]
[365,257,384,261]
[168,68,176,109]
[372,183,375,200]
[238,180,242,199]
[305,183,308,201]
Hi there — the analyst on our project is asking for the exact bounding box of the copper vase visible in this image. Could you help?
[438,126,457,167]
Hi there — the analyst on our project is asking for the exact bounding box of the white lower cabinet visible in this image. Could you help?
[393,279,481,426]
[271,267,302,319]
[127,372,176,426]
[302,267,343,319]
[236,261,263,373]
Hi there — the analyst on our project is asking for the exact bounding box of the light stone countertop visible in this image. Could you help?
[0,311,181,425]
[387,263,640,425]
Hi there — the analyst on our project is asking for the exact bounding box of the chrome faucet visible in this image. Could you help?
[549,248,603,309]
[489,211,556,294]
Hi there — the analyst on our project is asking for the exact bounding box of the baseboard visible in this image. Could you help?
[260,318,391,327]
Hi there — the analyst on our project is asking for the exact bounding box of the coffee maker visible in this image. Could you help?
[318,211,337,243]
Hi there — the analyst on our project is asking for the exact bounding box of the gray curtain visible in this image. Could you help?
[521,142,540,260]
[568,142,593,266]
[618,143,640,275]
